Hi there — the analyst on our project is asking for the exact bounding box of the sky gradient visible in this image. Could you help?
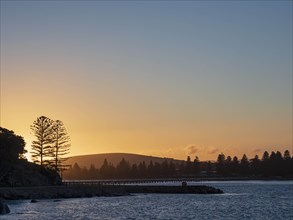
[1,1,292,160]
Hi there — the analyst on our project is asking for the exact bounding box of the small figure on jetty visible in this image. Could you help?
[182,181,187,187]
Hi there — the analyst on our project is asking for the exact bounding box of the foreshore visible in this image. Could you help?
[0,185,223,200]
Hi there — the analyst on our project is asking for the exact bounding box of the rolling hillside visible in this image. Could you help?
[65,153,183,169]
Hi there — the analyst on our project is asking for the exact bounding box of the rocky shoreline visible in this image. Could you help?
[0,185,223,200]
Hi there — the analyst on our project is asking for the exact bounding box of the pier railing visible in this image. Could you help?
[63,178,197,185]
[62,177,250,185]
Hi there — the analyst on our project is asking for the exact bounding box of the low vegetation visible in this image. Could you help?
[0,119,68,187]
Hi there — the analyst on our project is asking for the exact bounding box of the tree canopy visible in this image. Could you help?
[0,127,26,162]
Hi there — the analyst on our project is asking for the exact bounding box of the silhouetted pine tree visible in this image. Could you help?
[250,155,261,175]
[116,158,130,178]
[261,151,270,176]
[51,120,71,173]
[99,159,110,179]
[216,153,226,175]
[30,116,54,167]
[161,160,169,177]
[269,151,284,176]
[71,163,82,179]
[130,164,139,178]
[225,156,232,176]
[88,164,97,179]
[154,162,162,177]
[138,161,147,178]
[231,156,239,175]
[283,150,292,175]
[240,154,250,175]
[147,161,155,177]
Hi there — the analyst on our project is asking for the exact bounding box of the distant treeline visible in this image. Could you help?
[63,150,293,180]
[215,150,292,177]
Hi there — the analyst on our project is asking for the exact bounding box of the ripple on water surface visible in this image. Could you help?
[2,181,293,220]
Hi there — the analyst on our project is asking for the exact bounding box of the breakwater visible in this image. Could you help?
[124,185,223,194]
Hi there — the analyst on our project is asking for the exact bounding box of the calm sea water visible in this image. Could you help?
[2,181,293,220]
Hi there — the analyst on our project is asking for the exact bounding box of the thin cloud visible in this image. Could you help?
[185,145,200,155]
[207,147,220,155]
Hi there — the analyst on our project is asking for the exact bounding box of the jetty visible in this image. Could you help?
[0,182,223,200]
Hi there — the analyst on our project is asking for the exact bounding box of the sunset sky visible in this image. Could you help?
[1,1,292,161]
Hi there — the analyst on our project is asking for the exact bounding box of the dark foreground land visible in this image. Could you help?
[0,185,223,200]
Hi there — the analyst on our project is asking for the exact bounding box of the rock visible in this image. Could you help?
[0,199,10,215]
[30,199,38,203]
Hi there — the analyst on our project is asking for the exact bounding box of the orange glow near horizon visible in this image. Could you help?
[1,95,292,162]
[1,67,292,161]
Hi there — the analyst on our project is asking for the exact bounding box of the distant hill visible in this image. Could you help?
[65,153,183,169]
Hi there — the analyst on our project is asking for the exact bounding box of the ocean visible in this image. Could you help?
[2,181,293,220]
